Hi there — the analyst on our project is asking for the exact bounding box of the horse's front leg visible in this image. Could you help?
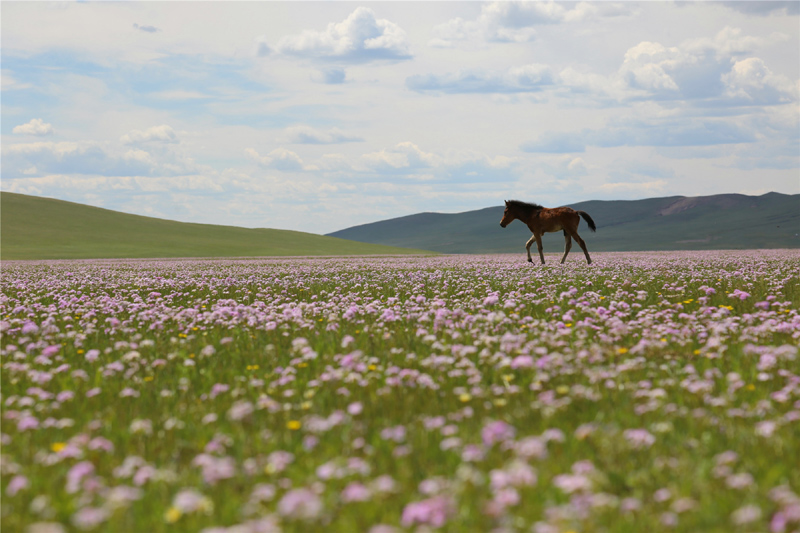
[535,234,545,264]
[525,235,536,263]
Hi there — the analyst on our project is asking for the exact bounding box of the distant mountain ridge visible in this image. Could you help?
[0,193,433,260]
[327,192,800,253]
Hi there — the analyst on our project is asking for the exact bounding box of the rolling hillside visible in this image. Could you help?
[328,192,800,253]
[0,193,433,260]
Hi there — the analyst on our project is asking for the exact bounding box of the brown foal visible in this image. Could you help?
[499,200,596,265]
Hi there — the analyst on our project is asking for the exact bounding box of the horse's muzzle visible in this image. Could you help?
[500,223,506,228]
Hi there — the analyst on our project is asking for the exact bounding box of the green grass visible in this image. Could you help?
[0,192,434,260]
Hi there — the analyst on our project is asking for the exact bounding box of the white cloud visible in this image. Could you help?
[121,125,179,145]
[407,64,555,94]
[619,42,683,93]
[245,147,319,172]
[13,118,54,136]
[430,1,635,47]
[597,180,668,194]
[362,142,441,170]
[723,57,798,104]
[3,139,201,179]
[282,126,363,144]
[614,27,796,103]
[274,7,412,63]
[3,142,153,178]
[684,26,789,57]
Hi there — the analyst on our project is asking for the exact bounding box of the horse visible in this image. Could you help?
[499,199,596,265]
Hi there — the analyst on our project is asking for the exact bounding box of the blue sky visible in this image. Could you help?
[2,1,798,233]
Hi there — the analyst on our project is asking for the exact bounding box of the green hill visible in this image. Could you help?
[0,193,433,260]
[327,192,800,253]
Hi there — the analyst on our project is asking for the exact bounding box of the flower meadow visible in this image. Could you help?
[2,251,799,533]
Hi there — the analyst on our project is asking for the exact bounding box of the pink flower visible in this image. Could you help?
[482,420,516,446]
[6,475,29,496]
[401,496,455,528]
[66,461,95,493]
[623,429,656,449]
[277,488,323,521]
[341,482,371,503]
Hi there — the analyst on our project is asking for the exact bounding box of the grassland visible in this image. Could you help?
[0,193,432,260]
[2,251,799,532]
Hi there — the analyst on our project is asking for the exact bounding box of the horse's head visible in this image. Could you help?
[500,200,517,228]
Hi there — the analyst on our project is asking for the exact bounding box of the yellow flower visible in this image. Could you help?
[459,393,472,402]
[368,364,377,371]
[144,376,154,382]
[287,420,301,430]
[165,507,182,523]
[693,349,701,355]
[51,442,66,452]
[298,362,308,368]
[556,385,570,394]
[300,401,312,410]
[746,384,756,391]
[617,347,628,355]
[493,398,507,407]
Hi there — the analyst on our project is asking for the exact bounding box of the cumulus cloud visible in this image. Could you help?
[430,1,634,47]
[121,125,179,145]
[616,27,796,103]
[283,126,363,144]
[597,179,668,195]
[3,142,155,178]
[723,57,798,104]
[273,7,412,63]
[521,117,757,153]
[351,142,516,184]
[721,1,799,16]
[414,26,794,104]
[13,118,54,136]
[245,147,318,171]
[361,142,442,170]
[407,64,555,94]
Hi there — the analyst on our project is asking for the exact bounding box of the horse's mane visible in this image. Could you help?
[506,199,544,216]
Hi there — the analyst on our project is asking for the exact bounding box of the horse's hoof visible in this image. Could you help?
[527,258,532,263]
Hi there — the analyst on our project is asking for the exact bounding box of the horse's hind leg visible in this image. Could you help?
[525,236,536,263]
[561,230,572,264]
[567,228,592,264]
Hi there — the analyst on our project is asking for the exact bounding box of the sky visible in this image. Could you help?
[2,1,798,234]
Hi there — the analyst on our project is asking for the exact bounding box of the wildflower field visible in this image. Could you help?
[2,251,799,533]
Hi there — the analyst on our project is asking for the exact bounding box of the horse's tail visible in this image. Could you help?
[578,211,596,232]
